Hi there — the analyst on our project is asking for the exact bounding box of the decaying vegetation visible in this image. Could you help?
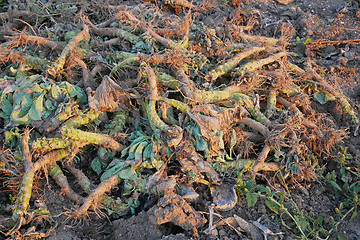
[0,0,359,239]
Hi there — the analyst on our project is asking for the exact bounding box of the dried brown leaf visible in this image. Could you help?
[148,192,206,231]
[188,105,247,155]
[94,76,130,112]
[276,0,292,5]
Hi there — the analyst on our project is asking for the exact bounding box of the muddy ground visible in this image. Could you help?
[1,0,360,239]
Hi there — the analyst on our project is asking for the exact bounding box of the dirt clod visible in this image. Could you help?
[112,211,163,240]
[148,192,207,232]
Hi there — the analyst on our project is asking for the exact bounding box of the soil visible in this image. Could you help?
[1,0,360,239]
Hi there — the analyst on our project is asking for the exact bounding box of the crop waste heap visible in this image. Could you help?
[0,0,358,239]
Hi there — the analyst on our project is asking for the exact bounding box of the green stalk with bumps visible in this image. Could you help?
[47,25,89,77]
[61,126,122,151]
[266,89,277,118]
[205,47,265,82]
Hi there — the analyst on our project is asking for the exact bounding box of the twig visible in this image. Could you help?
[0,11,34,23]
[74,58,94,89]
[277,96,323,137]
[204,204,215,235]
[231,93,272,127]
[121,11,185,50]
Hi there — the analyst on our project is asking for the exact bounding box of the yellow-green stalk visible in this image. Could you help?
[47,25,89,77]
[61,126,122,151]
[266,89,277,117]
[49,164,84,203]
[236,51,287,76]
[205,47,265,82]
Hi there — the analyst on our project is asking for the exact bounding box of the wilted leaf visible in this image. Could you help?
[192,125,208,151]
[28,92,45,121]
[134,141,148,164]
[196,135,208,152]
[91,157,105,175]
[211,184,237,211]
[142,142,153,160]
[4,77,88,125]
[314,91,336,104]
[44,98,55,111]
[151,158,164,170]
[50,84,64,100]
[177,143,220,184]
[18,74,43,87]
[59,82,87,104]
[1,82,17,98]
[101,160,127,181]
[94,75,130,112]
[11,91,33,123]
[0,93,13,119]
[127,135,151,159]
[118,167,137,180]
[128,131,142,141]
[265,199,279,214]
[246,192,258,207]
[4,129,22,149]
[121,146,130,158]
[350,210,357,221]
[148,192,206,230]
[188,105,247,156]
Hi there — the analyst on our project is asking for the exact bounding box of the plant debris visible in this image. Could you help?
[0,0,359,239]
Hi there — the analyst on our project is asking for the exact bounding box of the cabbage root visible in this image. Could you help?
[47,25,89,77]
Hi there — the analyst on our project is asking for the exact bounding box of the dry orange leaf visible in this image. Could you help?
[276,0,292,5]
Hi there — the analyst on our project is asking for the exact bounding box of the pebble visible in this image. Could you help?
[314,186,326,195]
[218,229,227,237]
[210,228,218,236]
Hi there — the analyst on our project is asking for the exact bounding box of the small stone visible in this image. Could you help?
[210,228,218,236]
[314,186,326,195]
[344,51,356,59]
[338,57,348,66]
[219,229,227,237]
